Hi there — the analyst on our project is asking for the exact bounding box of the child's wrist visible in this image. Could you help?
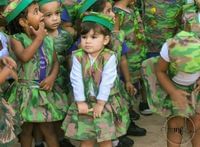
[97,100,106,106]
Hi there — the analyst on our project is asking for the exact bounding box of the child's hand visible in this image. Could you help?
[77,102,89,114]
[125,81,137,96]
[0,56,17,69]
[39,76,55,91]
[30,22,48,40]
[170,89,190,110]
[93,100,105,118]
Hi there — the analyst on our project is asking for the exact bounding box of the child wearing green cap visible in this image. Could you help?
[62,12,130,147]
[0,56,21,147]
[4,0,68,147]
[39,0,74,147]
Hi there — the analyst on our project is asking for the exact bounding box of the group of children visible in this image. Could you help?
[0,0,200,147]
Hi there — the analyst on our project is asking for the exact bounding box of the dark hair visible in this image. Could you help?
[6,2,36,35]
[81,22,111,48]
[89,0,107,12]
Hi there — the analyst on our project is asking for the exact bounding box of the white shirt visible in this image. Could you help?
[70,54,117,102]
[0,32,9,58]
[160,42,200,86]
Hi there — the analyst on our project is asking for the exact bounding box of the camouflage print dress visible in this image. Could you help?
[142,31,200,117]
[143,0,184,52]
[62,49,130,142]
[7,33,68,122]
[54,29,73,104]
[113,6,148,83]
[0,87,21,146]
[110,30,136,108]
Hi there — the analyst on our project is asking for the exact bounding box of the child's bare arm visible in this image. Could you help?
[10,22,47,62]
[120,55,136,96]
[156,57,190,109]
[0,57,18,84]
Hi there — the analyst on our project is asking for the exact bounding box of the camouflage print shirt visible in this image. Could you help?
[143,0,185,52]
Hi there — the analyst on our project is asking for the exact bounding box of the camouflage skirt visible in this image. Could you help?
[62,94,130,142]
[7,80,69,122]
[142,57,200,117]
[0,98,21,145]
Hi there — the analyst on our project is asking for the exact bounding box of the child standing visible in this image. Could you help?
[4,0,68,147]
[62,12,130,147]
[39,0,74,146]
[0,56,21,147]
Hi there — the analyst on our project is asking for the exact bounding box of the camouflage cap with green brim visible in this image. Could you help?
[78,0,97,15]
[82,12,114,31]
[3,0,33,23]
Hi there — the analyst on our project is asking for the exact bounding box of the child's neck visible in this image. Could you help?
[48,29,59,38]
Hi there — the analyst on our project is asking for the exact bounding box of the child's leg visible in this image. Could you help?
[39,122,59,147]
[80,140,95,147]
[167,116,185,147]
[33,124,44,147]
[187,114,200,147]
[19,122,33,147]
[99,140,112,147]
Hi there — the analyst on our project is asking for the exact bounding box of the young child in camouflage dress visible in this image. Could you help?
[0,56,21,147]
[142,19,200,147]
[62,12,130,147]
[39,0,74,146]
[3,0,68,147]
[113,0,151,116]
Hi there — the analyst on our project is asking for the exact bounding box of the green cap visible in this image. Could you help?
[39,0,57,6]
[3,0,33,23]
[78,0,97,15]
[82,12,114,31]
[0,0,8,6]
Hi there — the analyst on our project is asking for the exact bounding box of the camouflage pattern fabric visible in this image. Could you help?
[143,0,184,52]
[0,98,21,145]
[7,33,69,122]
[110,30,125,61]
[113,6,148,83]
[182,2,200,37]
[54,29,73,104]
[62,49,130,142]
[141,31,200,117]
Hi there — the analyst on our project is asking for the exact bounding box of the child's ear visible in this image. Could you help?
[19,18,27,27]
[103,35,110,45]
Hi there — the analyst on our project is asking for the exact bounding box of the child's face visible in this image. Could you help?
[102,2,115,20]
[40,1,61,31]
[80,29,110,57]
[25,3,44,30]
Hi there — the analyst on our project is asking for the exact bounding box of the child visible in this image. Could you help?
[0,56,20,147]
[142,11,200,146]
[62,12,130,147]
[113,0,151,116]
[4,0,68,147]
[39,0,74,146]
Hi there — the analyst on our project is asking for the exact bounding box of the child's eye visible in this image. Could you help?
[92,36,97,39]
[34,9,39,15]
[56,11,61,15]
[81,35,86,39]
[45,13,51,17]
